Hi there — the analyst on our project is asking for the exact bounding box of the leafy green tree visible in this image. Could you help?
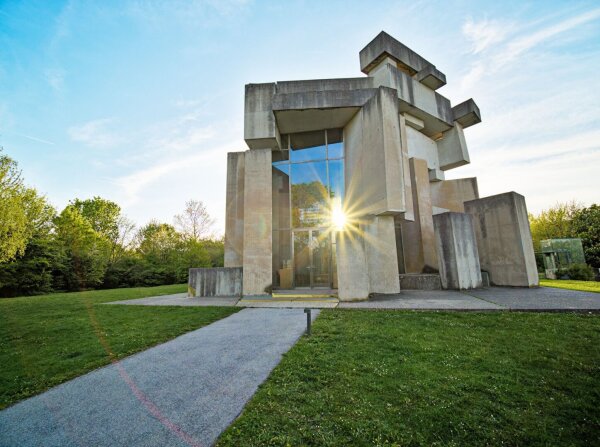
[0,150,52,263]
[53,206,110,290]
[571,204,600,267]
[203,237,225,267]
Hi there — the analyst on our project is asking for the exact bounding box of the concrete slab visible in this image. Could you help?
[0,308,319,447]
[106,293,239,307]
[237,299,338,309]
[338,290,501,310]
[466,287,600,311]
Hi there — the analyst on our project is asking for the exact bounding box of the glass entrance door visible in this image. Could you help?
[293,230,331,288]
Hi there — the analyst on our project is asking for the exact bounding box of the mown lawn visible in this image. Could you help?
[0,284,238,410]
[218,310,600,447]
[540,278,600,293]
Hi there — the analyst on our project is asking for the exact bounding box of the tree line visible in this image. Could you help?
[0,149,223,297]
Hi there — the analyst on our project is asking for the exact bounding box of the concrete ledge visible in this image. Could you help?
[188,267,242,297]
[451,99,481,128]
[399,273,442,290]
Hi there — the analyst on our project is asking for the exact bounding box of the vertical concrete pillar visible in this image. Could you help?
[336,230,369,301]
[362,216,401,294]
[224,152,245,267]
[464,192,539,287]
[401,157,438,273]
[242,149,273,295]
[398,115,415,221]
[433,212,482,289]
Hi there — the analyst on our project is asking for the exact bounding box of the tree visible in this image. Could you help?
[174,200,215,242]
[0,150,51,263]
[53,206,110,290]
[571,204,600,267]
[528,201,582,252]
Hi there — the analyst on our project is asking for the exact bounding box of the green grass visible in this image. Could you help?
[218,310,600,447]
[0,284,238,410]
[541,278,600,293]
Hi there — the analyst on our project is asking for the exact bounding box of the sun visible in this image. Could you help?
[331,201,347,231]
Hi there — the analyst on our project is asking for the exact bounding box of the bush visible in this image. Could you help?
[556,263,595,281]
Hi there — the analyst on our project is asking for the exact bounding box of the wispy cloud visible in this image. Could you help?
[68,118,123,148]
[15,133,55,145]
[44,67,66,92]
[462,17,514,54]
[460,8,600,91]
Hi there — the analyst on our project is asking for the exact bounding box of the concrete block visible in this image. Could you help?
[360,31,443,79]
[452,99,481,129]
[344,86,406,217]
[399,273,442,290]
[402,113,425,131]
[464,192,539,287]
[244,83,280,149]
[362,216,401,294]
[415,64,447,90]
[224,152,245,267]
[401,158,438,273]
[437,122,470,170]
[433,212,482,289]
[372,62,454,136]
[406,126,440,173]
[242,149,273,295]
[188,267,242,297]
[430,177,479,213]
[336,230,369,301]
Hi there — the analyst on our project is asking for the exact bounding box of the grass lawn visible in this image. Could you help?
[540,278,600,293]
[0,284,238,410]
[218,310,600,447]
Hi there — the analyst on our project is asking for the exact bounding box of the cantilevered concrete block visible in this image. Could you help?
[437,122,470,170]
[224,152,245,267]
[401,158,438,273]
[244,83,280,149]
[464,192,539,287]
[430,178,479,213]
[362,216,401,294]
[433,212,482,289]
[415,64,447,90]
[242,149,273,295]
[344,86,406,216]
[452,99,481,129]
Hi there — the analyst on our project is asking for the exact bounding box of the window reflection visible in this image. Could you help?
[291,161,328,228]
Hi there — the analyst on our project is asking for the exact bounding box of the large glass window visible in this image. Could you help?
[272,129,345,289]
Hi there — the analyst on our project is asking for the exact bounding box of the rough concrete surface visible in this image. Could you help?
[338,290,501,310]
[467,287,600,310]
[0,308,319,447]
[107,293,239,307]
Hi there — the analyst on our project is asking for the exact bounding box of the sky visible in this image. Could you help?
[1,0,599,235]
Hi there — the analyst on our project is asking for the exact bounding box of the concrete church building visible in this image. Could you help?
[190,31,539,301]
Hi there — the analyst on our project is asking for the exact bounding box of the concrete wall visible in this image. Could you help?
[464,192,539,287]
[188,267,242,297]
[362,216,401,294]
[344,86,406,217]
[242,149,273,295]
[430,177,479,213]
[433,212,482,289]
[401,158,438,273]
[405,126,443,181]
[224,152,245,267]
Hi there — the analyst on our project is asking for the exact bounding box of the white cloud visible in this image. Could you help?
[462,17,513,54]
[68,118,123,148]
[44,68,66,92]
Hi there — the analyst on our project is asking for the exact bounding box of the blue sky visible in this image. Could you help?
[1,0,599,234]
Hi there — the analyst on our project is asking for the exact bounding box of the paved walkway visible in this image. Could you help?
[108,287,600,312]
[0,308,319,447]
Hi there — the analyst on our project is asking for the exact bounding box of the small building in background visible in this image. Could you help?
[541,238,586,279]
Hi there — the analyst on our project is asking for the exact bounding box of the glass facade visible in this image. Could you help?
[272,129,344,289]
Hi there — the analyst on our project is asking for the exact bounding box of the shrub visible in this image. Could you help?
[556,263,595,281]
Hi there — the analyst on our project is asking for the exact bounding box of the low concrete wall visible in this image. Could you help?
[399,274,442,290]
[433,212,482,290]
[188,268,243,297]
